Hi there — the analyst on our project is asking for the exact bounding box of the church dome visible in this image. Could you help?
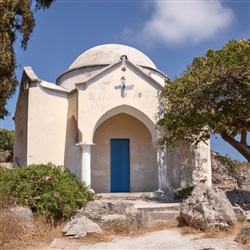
[69,44,156,70]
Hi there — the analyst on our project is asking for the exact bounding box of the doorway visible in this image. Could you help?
[111,139,130,192]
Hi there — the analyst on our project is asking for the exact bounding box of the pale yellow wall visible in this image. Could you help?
[92,113,158,193]
[26,84,68,166]
[13,85,29,166]
[77,63,162,143]
[64,91,82,176]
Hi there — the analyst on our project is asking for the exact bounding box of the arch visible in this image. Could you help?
[92,105,158,142]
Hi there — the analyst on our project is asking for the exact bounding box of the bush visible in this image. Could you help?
[0,129,14,152]
[0,163,94,222]
[175,186,194,201]
[214,154,239,173]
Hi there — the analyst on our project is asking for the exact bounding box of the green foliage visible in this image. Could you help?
[0,0,55,119]
[158,39,250,162]
[214,154,239,173]
[175,186,194,201]
[0,163,94,222]
[0,128,14,152]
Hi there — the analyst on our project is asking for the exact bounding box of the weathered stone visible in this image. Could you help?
[245,212,250,222]
[211,152,239,190]
[10,206,34,231]
[100,214,126,226]
[226,189,250,205]
[62,216,102,237]
[0,162,13,169]
[0,150,12,163]
[179,184,236,230]
[77,200,132,222]
[100,214,127,232]
[235,225,250,246]
[211,152,250,192]
[68,200,157,235]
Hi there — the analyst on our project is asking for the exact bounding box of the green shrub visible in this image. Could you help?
[0,163,94,222]
[175,186,194,201]
[0,129,14,152]
[214,154,239,173]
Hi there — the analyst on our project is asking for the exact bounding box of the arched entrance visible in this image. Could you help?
[91,113,158,193]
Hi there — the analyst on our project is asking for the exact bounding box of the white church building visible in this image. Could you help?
[14,44,211,193]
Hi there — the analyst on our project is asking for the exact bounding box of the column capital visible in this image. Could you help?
[76,142,95,147]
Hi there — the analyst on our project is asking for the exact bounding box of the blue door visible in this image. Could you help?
[111,139,130,192]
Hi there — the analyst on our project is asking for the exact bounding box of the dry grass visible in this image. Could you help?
[180,221,250,240]
[0,211,68,250]
[0,208,178,250]
[4,208,247,250]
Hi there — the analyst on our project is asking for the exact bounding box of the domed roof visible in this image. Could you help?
[69,44,156,70]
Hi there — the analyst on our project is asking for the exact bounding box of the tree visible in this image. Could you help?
[0,128,14,152]
[157,39,250,162]
[0,0,55,119]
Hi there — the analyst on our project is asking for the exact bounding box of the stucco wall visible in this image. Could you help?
[64,91,82,176]
[14,85,29,166]
[160,140,211,190]
[26,84,68,166]
[77,63,162,143]
[91,113,158,193]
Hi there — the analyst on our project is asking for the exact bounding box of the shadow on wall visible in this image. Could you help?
[64,114,81,177]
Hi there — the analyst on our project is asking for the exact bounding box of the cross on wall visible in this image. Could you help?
[114,76,134,98]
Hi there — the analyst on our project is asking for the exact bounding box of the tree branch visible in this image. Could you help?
[220,131,250,162]
[241,131,247,145]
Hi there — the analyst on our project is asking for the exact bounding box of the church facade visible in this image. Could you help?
[14,44,211,193]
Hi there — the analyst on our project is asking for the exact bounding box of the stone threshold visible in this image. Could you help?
[96,192,155,200]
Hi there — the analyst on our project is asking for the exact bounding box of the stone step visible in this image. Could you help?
[97,193,180,223]
[97,192,155,200]
[134,203,180,212]
[134,203,180,222]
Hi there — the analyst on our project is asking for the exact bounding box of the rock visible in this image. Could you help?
[179,184,236,230]
[245,212,250,222]
[65,200,155,236]
[10,206,34,231]
[211,152,250,192]
[100,214,126,226]
[235,225,250,246]
[62,216,102,237]
[0,162,13,169]
[100,214,127,232]
[77,200,132,222]
[226,189,250,205]
[0,150,12,163]
[237,163,250,191]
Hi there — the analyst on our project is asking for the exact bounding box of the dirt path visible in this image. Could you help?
[48,228,246,250]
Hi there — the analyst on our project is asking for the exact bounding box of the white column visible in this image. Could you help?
[77,142,95,186]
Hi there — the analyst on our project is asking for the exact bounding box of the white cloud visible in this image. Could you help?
[131,0,234,46]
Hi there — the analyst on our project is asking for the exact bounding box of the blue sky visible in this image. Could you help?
[2,0,250,161]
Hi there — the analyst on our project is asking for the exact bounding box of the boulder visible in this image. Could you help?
[179,184,236,230]
[235,225,250,246]
[100,214,126,226]
[62,216,102,237]
[0,150,12,163]
[77,200,132,222]
[63,200,156,237]
[100,214,127,232]
[10,206,34,231]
